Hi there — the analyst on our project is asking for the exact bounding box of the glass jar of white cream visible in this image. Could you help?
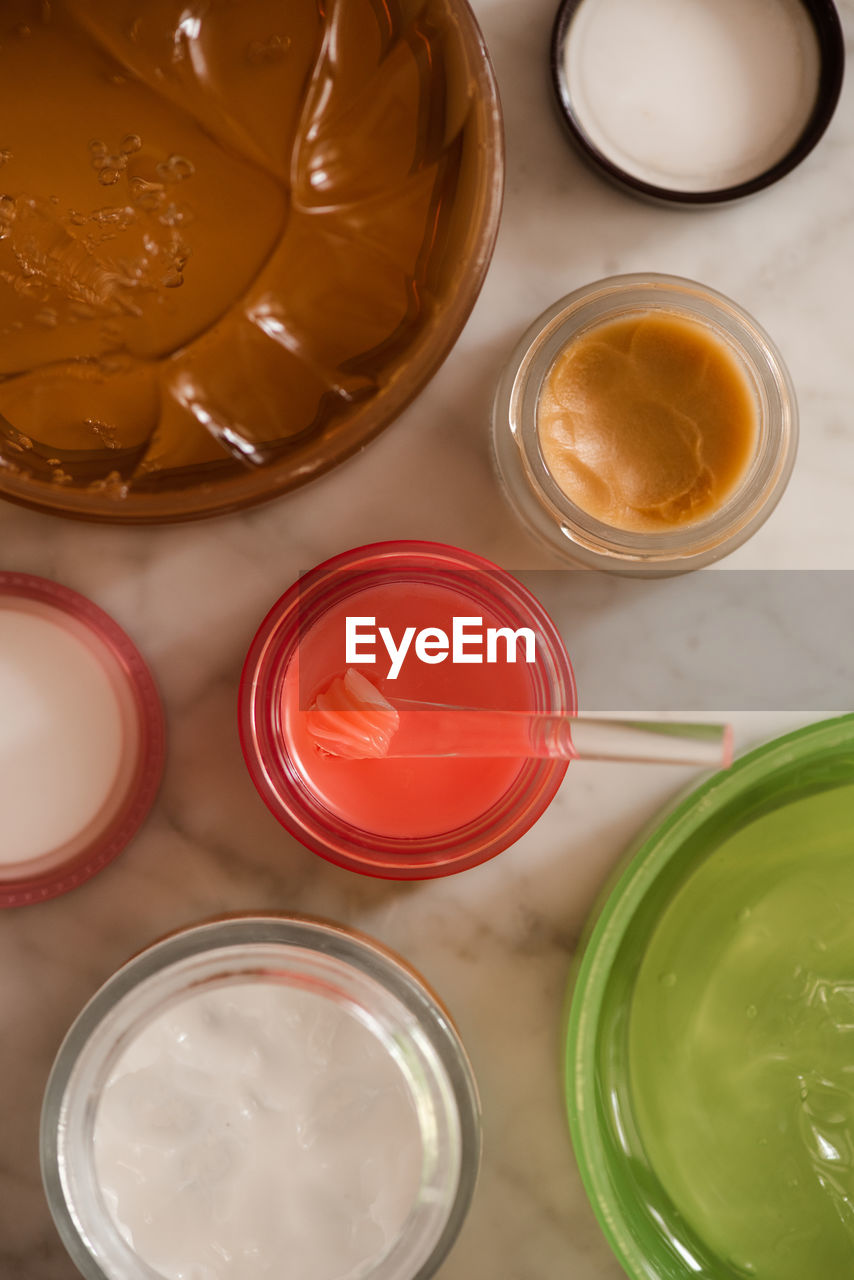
[492,274,798,573]
[41,915,481,1280]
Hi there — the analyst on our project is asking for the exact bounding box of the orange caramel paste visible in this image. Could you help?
[537,313,758,532]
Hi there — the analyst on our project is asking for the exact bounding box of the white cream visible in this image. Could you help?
[565,0,821,192]
[93,981,424,1280]
[0,606,124,867]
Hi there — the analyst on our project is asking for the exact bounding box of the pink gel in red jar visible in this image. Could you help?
[239,542,575,879]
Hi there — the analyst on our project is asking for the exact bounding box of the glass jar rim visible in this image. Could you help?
[498,274,798,572]
[41,913,482,1280]
[239,540,576,878]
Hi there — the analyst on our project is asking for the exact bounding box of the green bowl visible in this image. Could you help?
[564,715,854,1280]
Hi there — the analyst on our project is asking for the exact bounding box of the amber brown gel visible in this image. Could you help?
[537,313,758,532]
[0,0,484,516]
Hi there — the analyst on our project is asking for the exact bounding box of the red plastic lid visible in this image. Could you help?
[0,574,164,908]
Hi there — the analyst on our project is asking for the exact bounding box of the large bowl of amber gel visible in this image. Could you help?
[0,0,503,522]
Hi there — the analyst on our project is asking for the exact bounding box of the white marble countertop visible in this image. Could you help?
[1,1,853,1275]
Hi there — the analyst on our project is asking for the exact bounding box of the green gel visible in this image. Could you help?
[630,786,854,1278]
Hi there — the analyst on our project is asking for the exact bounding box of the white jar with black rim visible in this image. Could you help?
[550,0,844,205]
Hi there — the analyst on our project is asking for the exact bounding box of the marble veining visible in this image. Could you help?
[1,0,853,1275]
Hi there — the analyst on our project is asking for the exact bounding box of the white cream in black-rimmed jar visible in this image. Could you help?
[551,0,844,204]
[492,275,798,575]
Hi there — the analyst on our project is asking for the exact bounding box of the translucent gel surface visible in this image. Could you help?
[94,981,423,1280]
[630,786,854,1278]
[284,583,537,838]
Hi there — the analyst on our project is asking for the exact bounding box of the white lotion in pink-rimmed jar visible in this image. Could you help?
[0,574,163,906]
[0,607,124,867]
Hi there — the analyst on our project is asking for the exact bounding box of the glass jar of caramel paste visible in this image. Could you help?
[492,275,798,574]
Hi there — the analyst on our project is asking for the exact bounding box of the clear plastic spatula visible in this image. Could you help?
[306,669,732,768]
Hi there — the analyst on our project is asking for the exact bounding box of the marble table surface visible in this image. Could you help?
[2,1,853,1276]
